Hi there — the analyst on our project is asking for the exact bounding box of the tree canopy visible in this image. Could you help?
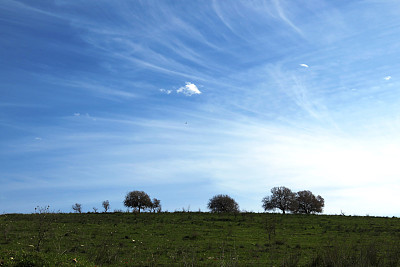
[295,190,324,214]
[262,187,324,214]
[150,198,162,213]
[123,191,152,213]
[208,194,239,213]
[262,186,296,214]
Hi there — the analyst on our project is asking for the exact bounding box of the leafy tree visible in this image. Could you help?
[102,200,110,212]
[295,190,324,214]
[151,198,161,213]
[262,186,296,214]
[72,203,82,213]
[208,194,239,213]
[123,191,152,213]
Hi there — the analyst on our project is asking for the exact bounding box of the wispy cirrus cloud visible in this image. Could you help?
[28,73,138,100]
[3,0,400,216]
[271,0,304,37]
[267,65,329,122]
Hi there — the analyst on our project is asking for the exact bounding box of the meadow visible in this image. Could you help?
[1,211,400,266]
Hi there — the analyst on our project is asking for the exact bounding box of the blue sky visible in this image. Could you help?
[1,0,400,216]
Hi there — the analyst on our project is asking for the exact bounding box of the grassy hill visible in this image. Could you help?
[1,212,399,266]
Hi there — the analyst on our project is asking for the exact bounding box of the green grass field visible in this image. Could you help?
[1,212,399,266]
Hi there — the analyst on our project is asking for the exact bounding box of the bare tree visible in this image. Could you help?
[102,200,110,213]
[123,191,152,213]
[208,194,239,213]
[151,198,161,213]
[295,190,324,214]
[262,186,296,214]
[72,203,82,213]
[34,205,50,252]
[92,207,98,213]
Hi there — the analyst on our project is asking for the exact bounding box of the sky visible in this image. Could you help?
[1,0,400,216]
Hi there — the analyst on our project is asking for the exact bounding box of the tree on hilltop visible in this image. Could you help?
[151,198,161,213]
[262,186,296,214]
[295,190,324,214]
[72,203,82,213]
[123,191,152,213]
[208,194,239,213]
[102,200,110,213]
[262,187,325,214]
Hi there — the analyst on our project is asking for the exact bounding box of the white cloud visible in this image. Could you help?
[74,113,81,116]
[299,64,309,68]
[384,76,391,80]
[159,88,172,94]
[177,82,201,96]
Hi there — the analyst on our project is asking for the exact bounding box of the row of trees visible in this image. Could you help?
[262,186,325,214]
[207,187,324,214]
[72,200,110,213]
[72,187,324,214]
[71,192,162,214]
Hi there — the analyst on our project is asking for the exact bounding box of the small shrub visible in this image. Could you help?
[93,238,120,265]
[113,209,124,213]
[264,216,276,241]
[281,253,301,267]
[1,222,11,244]
[183,231,200,240]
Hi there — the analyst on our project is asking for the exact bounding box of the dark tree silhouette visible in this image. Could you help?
[208,194,239,213]
[72,203,82,213]
[262,186,296,214]
[151,198,161,213]
[295,190,324,214]
[102,200,110,213]
[123,191,152,213]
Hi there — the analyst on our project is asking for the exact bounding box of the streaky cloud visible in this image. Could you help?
[272,0,305,37]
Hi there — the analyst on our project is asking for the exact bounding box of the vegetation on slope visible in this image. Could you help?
[1,212,399,266]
